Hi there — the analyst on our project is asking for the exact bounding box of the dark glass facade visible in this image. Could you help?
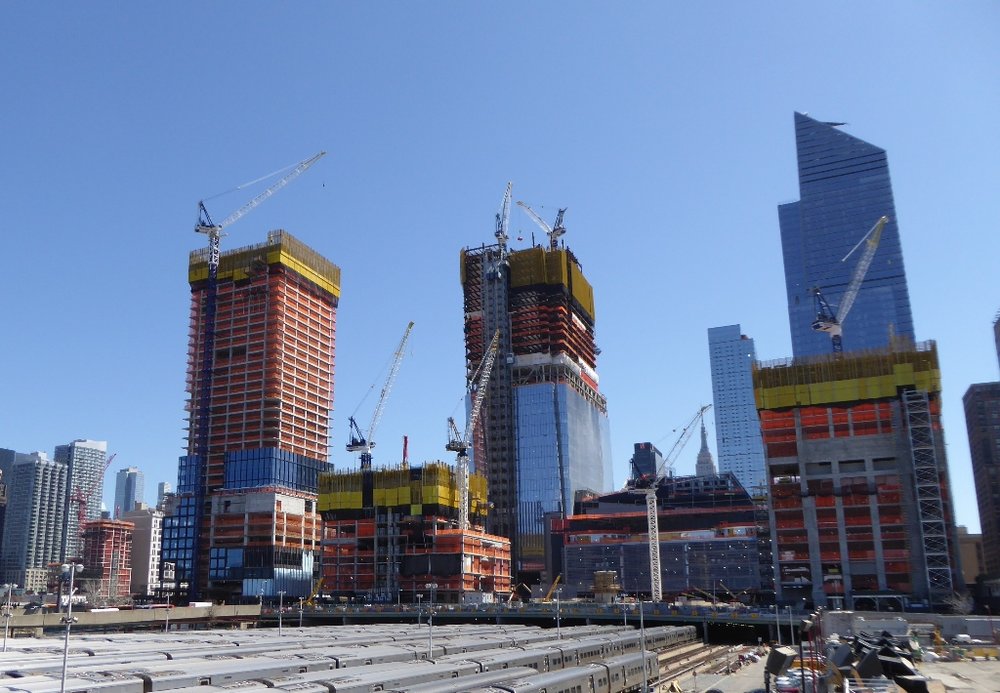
[223,448,329,492]
[515,382,613,570]
[780,112,915,357]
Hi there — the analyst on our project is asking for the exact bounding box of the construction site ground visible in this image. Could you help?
[913,659,1000,692]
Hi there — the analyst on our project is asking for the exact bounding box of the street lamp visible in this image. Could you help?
[277,591,286,636]
[639,599,649,693]
[60,563,84,693]
[416,594,423,625]
[774,603,782,646]
[2,583,17,652]
[555,588,562,639]
[424,582,438,659]
[786,606,796,647]
[164,593,171,633]
[299,597,304,628]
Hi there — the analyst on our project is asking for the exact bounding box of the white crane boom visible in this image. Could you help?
[655,404,712,480]
[811,215,888,352]
[448,329,500,531]
[347,321,415,469]
[835,215,888,325]
[516,200,567,250]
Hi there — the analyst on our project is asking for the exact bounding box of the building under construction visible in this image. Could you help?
[162,230,340,601]
[460,194,612,583]
[550,473,761,601]
[80,518,133,602]
[317,462,511,604]
[755,341,964,610]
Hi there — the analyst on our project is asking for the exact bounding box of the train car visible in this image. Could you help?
[385,666,539,693]
[135,657,315,690]
[481,664,605,693]
[257,660,481,693]
[1,673,146,693]
[600,651,658,693]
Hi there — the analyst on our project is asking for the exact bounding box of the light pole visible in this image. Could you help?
[425,582,438,612]
[786,606,796,647]
[164,593,171,633]
[2,583,17,652]
[555,588,562,639]
[277,591,286,636]
[60,563,84,693]
[416,593,423,625]
[299,597,304,628]
[424,582,437,658]
[774,604,782,646]
[622,595,628,627]
[639,600,649,693]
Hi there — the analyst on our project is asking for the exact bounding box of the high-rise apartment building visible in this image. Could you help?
[756,343,963,610]
[460,222,612,582]
[122,503,164,596]
[54,439,107,562]
[114,466,144,518]
[162,230,340,600]
[779,112,915,357]
[0,451,67,590]
[708,325,766,493]
[964,382,1000,577]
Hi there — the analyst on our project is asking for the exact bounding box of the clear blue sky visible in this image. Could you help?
[2,3,997,532]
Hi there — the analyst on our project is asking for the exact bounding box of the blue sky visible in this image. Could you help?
[2,3,997,532]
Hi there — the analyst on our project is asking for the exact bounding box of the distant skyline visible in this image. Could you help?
[2,3,997,533]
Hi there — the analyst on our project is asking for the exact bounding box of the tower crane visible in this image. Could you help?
[347,321,415,470]
[189,151,325,599]
[630,404,712,603]
[447,329,500,531]
[811,215,889,353]
[516,200,566,250]
[490,183,512,278]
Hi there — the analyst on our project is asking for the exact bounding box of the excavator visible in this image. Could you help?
[541,575,563,602]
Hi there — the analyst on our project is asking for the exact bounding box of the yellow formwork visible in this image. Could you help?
[317,461,488,515]
[754,343,941,410]
[189,230,341,298]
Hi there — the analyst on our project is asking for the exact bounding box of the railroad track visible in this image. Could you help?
[656,644,734,682]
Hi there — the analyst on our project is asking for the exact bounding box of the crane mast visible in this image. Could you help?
[638,403,712,602]
[812,215,888,352]
[347,321,415,469]
[447,329,500,531]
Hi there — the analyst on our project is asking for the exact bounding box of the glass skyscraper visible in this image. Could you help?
[461,219,612,582]
[708,325,766,493]
[780,112,915,357]
[114,466,144,518]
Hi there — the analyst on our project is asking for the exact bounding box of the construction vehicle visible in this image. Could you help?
[811,215,888,352]
[446,329,500,532]
[347,321,415,469]
[516,200,566,250]
[542,574,563,602]
[304,578,325,607]
[189,151,326,598]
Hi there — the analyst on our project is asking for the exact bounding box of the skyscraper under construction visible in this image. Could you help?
[459,196,612,582]
[162,230,340,600]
